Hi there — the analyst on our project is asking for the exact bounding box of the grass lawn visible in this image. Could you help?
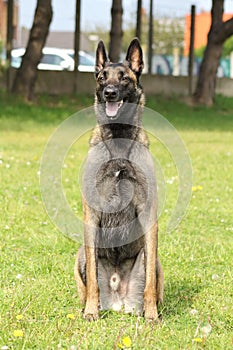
[0,91,233,349]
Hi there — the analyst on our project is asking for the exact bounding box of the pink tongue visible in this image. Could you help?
[106,102,119,117]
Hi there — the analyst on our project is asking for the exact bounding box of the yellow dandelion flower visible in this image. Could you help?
[193,337,202,343]
[67,313,75,320]
[16,314,23,320]
[122,336,132,348]
[192,185,203,192]
[13,329,24,337]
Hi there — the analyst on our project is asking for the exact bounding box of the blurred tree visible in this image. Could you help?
[222,36,233,56]
[122,12,184,55]
[195,36,233,58]
[148,0,153,73]
[136,0,142,40]
[109,0,123,61]
[194,46,206,58]
[6,0,14,90]
[153,17,184,55]
[6,0,14,69]
[193,0,233,106]
[12,0,52,100]
[84,7,184,58]
[0,41,4,71]
[74,0,81,71]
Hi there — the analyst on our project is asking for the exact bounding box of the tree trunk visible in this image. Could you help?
[74,0,81,93]
[74,0,81,71]
[12,0,52,100]
[6,0,14,91]
[193,38,223,106]
[148,0,153,74]
[136,0,142,40]
[109,0,123,62]
[193,0,233,106]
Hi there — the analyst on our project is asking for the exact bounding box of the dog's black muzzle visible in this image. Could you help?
[103,85,119,101]
[102,85,124,119]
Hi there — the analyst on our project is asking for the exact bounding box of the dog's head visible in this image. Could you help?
[95,38,144,121]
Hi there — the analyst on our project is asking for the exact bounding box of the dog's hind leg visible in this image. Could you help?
[74,246,87,305]
[124,249,145,315]
[124,250,164,315]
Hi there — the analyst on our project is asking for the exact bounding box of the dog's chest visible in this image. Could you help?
[83,139,156,257]
[96,158,146,217]
[95,159,147,253]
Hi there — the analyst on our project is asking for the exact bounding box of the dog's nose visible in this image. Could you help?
[104,85,118,100]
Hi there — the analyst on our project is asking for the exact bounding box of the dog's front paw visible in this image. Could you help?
[83,308,99,321]
[144,308,159,322]
[144,299,159,322]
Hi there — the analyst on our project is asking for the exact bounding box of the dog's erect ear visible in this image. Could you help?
[95,41,108,73]
[126,38,144,76]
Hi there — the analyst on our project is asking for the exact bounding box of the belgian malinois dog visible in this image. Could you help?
[74,38,164,321]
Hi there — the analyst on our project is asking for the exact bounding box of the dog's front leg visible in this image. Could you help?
[84,242,99,321]
[144,221,159,321]
[83,202,99,321]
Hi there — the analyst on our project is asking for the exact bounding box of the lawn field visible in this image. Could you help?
[0,91,233,349]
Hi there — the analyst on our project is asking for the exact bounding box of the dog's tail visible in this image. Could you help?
[110,273,121,291]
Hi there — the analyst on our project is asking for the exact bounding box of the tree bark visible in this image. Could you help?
[148,0,153,74]
[73,0,81,93]
[109,0,123,62]
[136,0,142,40]
[6,0,14,91]
[193,0,233,106]
[12,0,52,100]
[74,0,81,71]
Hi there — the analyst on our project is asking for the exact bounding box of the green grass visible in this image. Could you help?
[0,91,233,349]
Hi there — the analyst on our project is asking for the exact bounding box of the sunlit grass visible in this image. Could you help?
[0,91,233,349]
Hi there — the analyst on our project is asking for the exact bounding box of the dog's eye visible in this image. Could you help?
[98,75,105,83]
[122,76,130,83]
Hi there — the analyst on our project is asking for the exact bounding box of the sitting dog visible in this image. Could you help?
[74,38,164,321]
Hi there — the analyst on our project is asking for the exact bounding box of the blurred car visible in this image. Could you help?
[65,49,95,72]
[11,47,95,72]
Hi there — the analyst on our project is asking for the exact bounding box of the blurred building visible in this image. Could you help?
[17,28,92,52]
[184,11,233,56]
[0,0,19,45]
[0,1,92,52]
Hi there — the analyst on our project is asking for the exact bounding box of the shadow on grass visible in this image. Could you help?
[75,277,202,322]
[161,279,202,319]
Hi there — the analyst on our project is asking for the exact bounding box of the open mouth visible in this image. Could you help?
[106,100,123,119]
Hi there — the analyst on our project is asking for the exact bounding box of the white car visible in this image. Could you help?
[11,47,95,72]
[65,49,96,72]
